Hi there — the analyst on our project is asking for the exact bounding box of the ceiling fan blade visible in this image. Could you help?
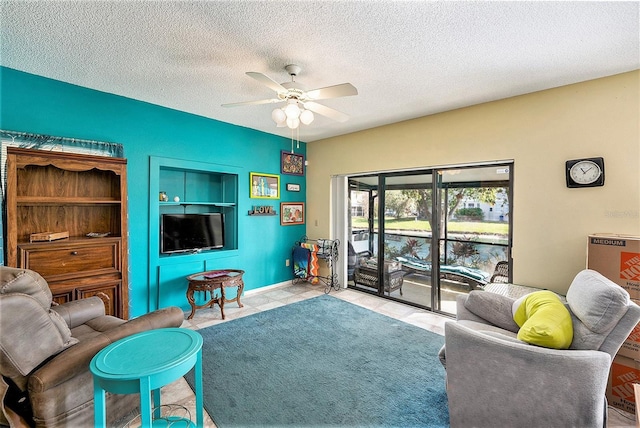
[304,101,350,122]
[246,72,287,93]
[306,83,358,100]
[221,98,282,108]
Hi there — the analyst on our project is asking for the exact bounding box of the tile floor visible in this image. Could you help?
[150,281,635,428]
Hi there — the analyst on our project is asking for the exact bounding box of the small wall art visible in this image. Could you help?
[286,183,300,192]
[248,205,277,216]
[281,151,304,176]
[280,202,305,226]
[250,172,280,199]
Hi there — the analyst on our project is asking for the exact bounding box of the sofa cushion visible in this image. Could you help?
[513,290,573,349]
[0,267,51,309]
[457,319,519,339]
[49,309,79,348]
[439,319,521,369]
[464,290,520,333]
[0,295,77,378]
[566,269,629,334]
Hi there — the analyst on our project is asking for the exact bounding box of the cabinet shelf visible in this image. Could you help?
[18,236,122,246]
[17,197,122,206]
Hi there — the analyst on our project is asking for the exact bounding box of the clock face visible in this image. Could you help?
[569,160,602,184]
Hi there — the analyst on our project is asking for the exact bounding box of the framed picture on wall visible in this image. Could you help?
[280,202,305,226]
[250,172,280,199]
[281,151,304,176]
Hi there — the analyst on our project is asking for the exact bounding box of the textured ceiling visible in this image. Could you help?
[1,1,638,142]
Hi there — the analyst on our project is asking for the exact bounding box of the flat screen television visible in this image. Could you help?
[161,213,225,254]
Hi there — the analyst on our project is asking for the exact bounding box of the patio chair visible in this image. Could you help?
[489,260,509,283]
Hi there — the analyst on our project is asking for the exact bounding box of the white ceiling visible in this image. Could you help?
[1,1,638,143]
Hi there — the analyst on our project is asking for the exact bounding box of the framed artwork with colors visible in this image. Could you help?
[281,151,304,176]
[250,172,280,199]
[280,202,305,225]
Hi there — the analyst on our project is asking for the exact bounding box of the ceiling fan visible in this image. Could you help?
[222,64,358,129]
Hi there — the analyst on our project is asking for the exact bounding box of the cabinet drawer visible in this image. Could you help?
[52,290,74,306]
[76,281,121,317]
[18,239,121,281]
[49,279,122,318]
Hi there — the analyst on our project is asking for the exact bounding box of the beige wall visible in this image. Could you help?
[306,71,640,294]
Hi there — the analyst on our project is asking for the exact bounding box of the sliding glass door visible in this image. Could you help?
[347,175,376,288]
[347,163,512,316]
[348,173,436,307]
[435,165,512,313]
[381,173,435,307]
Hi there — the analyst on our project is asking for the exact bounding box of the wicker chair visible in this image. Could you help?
[489,260,509,283]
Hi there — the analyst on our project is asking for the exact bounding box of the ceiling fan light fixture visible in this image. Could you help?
[300,109,314,125]
[271,108,286,124]
[223,65,356,132]
[286,117,300,129]
[284,100,301,119]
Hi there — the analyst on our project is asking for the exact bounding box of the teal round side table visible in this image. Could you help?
[90,328,203,427]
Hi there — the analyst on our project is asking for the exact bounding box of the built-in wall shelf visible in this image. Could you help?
[149,156,242,312]
[160,201,236,207]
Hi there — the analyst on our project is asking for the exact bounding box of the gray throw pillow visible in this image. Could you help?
[464,291,520,333]
[566,269,628,334]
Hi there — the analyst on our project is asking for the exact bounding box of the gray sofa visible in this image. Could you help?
[0,267,185,427]
[440,269,640,428]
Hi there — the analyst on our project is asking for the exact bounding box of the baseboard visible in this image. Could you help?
[243,280,294,296]
[244,278,346,297]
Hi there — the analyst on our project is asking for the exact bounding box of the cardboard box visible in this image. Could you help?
[608,355,640,415]
[635,383,640,425]
[618,306,640,361]
[588,235,640,361]
[587,234,640,299]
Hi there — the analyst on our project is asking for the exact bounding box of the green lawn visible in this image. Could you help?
[352,217,508,235]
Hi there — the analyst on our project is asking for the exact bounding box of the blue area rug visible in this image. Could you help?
[185,294,449,427]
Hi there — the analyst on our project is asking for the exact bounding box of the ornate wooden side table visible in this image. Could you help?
[186,269,245,320]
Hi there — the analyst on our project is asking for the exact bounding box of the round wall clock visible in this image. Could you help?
[565,157,605,188]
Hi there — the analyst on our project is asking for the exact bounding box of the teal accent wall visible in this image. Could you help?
[0,66,307,317]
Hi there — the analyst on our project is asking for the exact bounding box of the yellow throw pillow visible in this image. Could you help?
[513,290,573,349]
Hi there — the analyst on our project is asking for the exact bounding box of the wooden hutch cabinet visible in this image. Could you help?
[5,147,129,319]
